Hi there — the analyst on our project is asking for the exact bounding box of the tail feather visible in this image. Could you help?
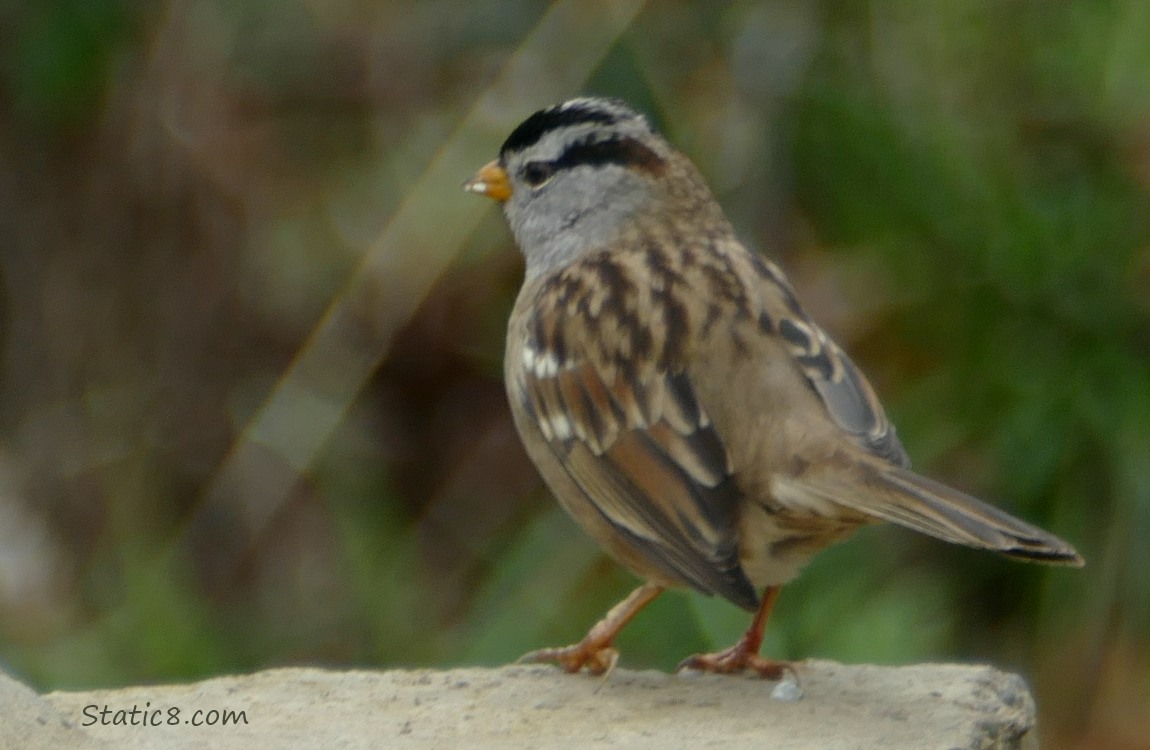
[877,467,1083,566]
[788,464,1084,566]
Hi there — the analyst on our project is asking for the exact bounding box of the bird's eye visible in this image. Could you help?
[521,161,556,188]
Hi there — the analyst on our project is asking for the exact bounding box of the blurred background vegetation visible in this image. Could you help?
[0,0,1147,747]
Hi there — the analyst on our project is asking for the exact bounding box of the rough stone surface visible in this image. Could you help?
[0,661,1039,749]
[0,669,110,750]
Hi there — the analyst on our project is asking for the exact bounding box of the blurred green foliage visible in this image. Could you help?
[0,1,1147,748]
[6,0,136,131]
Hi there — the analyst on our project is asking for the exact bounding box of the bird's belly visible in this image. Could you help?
[737,500,865,587]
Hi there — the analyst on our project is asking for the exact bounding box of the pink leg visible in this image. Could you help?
[676,586,791,679]
[519,582,664,675]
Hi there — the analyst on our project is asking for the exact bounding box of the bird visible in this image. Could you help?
[464,96,1083,678]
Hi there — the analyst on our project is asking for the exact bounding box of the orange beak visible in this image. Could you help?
[463,160,512,202]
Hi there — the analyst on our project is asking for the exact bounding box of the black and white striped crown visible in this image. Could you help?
[499,98,665,176]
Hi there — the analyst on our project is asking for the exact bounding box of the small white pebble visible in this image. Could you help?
[770,678,803,702]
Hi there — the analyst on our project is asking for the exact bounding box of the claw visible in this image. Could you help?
[676,647,793,680]
[516,583,663,677]
[675,585,792,680]
[518,643,620,676]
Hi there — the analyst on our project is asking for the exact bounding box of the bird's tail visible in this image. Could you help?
[869,466,1084,565]
[788,464,1084,566]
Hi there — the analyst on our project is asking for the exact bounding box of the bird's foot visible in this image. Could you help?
[676,638,793,680]
[517,583,664,677]
[518,639,619,676]
[676,585,793,680]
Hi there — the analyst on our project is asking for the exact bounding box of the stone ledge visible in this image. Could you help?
[0,660,1037,749]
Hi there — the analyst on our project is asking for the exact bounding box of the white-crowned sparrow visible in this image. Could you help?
[465,97,1083,678]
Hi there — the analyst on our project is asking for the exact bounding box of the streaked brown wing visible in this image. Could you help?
[518,340,759,611]
[749,253,909,466]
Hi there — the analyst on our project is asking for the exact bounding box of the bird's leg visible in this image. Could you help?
[519,582,664,675]
[676,585,792,679]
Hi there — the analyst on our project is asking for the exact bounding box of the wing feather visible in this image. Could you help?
[519,338,758,610]
[748,252,909,466]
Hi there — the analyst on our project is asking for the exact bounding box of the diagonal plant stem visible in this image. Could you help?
[180,0,648,553]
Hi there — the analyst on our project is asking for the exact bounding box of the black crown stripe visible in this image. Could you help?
[552,135,666,175]
[499,102,622,157]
